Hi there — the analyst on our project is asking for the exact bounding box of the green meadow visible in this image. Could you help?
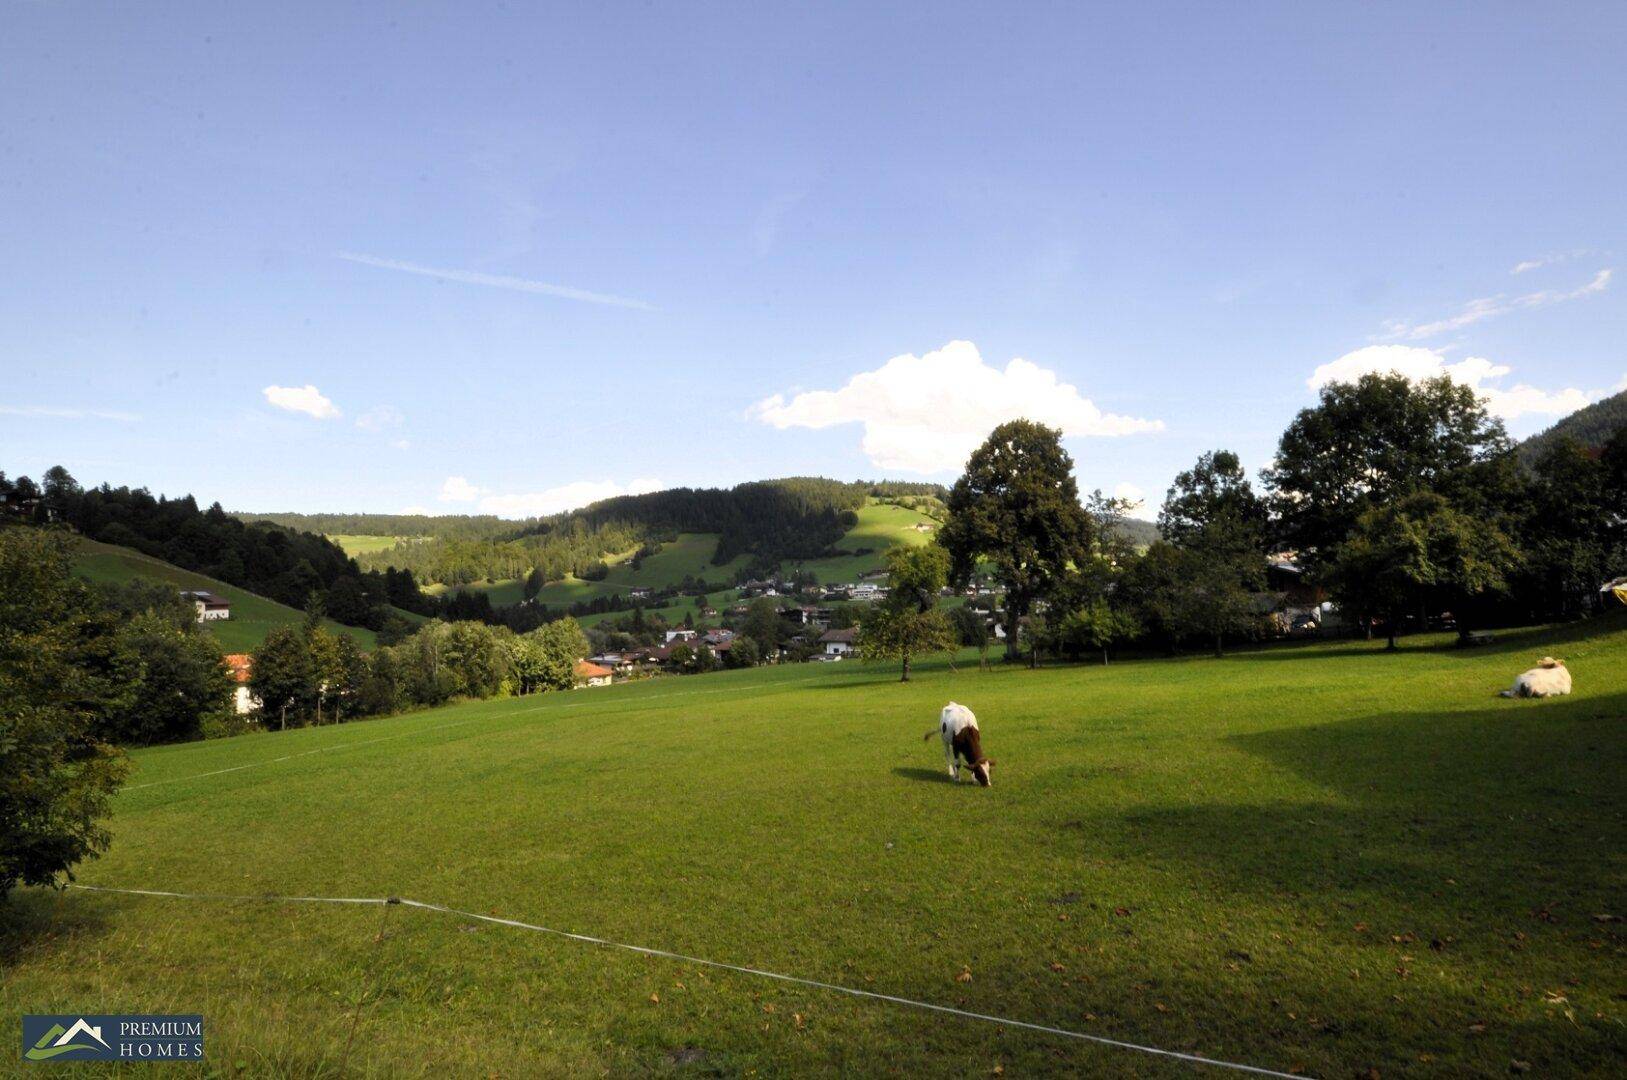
[4,622,1622,1077]
[785,501,939,584]
[70,538,381,652]
[328,534,418,558]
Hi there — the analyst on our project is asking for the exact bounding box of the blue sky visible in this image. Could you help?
[3,3,1623,518]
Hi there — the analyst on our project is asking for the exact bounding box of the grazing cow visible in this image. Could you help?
[1500,656,1572,698]
[925,701,994,786]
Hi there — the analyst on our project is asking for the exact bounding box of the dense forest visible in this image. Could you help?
[1517,388,1627,465]
[1,467,429,632]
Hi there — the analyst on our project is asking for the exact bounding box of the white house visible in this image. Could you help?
[574,660,614,688]
[665,628,699,643]
[181,590,231,621]
[819,627,858,657]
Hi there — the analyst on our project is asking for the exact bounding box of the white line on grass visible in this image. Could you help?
[68,883,1308,1079]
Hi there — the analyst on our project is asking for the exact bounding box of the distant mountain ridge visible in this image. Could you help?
[1517,388,1627,464]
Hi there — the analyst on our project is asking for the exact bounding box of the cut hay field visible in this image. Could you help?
[329,534,418,558]
[70,538,381,652]
[5,622,1623,1077]
[785,501,939,584]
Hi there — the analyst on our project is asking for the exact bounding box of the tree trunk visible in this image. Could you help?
[1101,646,1109,666]
[1002,597,1023,663]
[900,652,911,682]
[1214,631,1224,658]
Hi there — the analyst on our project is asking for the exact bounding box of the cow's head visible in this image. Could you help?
[970,759,994,787]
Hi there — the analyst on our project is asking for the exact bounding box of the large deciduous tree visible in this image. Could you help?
[1264,373,1511,564]
[939,420,1094,663]
[1158,450,1269,656]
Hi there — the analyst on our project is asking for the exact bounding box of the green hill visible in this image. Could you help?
[1517,387,1627,464]
[71,537,384,652]
[6,617,1622,1075]
[423,500,944,621]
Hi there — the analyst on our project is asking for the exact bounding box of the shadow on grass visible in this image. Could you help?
[891,765,955,784]
[1074,691,1626,923]
[0,887,115,969]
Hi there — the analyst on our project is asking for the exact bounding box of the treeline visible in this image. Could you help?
[2,467,431,634]
[355,519,645,587]
[237,511,521,542]
[250,608,589,727]
[941,375,1627,664]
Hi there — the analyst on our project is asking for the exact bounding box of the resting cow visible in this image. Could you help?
[926,701,994,786]
[1500,657,1571,698]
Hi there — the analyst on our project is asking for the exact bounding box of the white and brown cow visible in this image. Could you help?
[926,701,994,786]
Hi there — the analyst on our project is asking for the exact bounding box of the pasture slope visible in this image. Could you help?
[4,620,1624,1077]
[418,500,942,623]
[70,537,384,652]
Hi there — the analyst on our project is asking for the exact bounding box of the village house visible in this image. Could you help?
[628,586,653,600]
[180,589,231,622]
[819,627,858,657]
[222,653,259,715]
[573,659,614,687]
[665,628,699,643]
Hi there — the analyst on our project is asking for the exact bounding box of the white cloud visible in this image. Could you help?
[439,476,482,503]
[0,404,139,421]
[355,404,404,432]
[390,438,411,451]
[1383,268,1612,340]
[435,475,663,517]
[1511,249,1588,275]
[476,478,663,518]
[335,251,655,311]
[751,340,1163,474]
[262,384,341,419]
[1113,482,1155,521]
[1308,344,1613,422]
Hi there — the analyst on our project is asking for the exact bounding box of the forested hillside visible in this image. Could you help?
[1517,388,1627,464]
[2,466,427,635]
[269,479,951,588]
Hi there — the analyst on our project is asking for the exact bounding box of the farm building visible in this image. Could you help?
[180,589,231,621]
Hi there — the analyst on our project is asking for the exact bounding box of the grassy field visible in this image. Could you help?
[71,538,380,652]
[4,617,1623,1076]
[329,534,417,558]
[784,501,938,584]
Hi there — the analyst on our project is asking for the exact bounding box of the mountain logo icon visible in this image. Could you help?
[24,1018,111,1061]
